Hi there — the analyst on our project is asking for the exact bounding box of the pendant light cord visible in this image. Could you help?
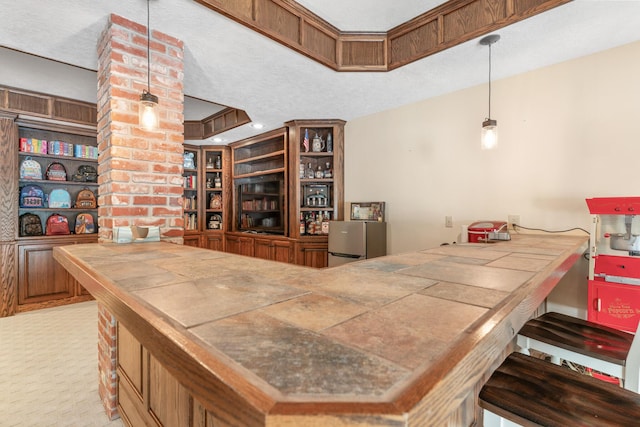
[487,42,492,120]
[146,0,151,92]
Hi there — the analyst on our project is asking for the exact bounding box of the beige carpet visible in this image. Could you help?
[0,301,123,427]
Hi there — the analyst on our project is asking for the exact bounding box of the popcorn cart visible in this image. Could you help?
[586,197,640,332]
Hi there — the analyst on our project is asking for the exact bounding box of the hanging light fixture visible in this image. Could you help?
[139,0,159,130]
[479,34,500,150]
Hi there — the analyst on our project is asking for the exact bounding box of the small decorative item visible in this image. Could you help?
[183,152,195,169]
[324,162,332,179]
[311,133,325,152]
[210,193,222,209]
[315,165,324,179]
[327,133,333,152]
[206,178,212,188]
[350,202,385,221]
[303,129,310,153]
[206,157,214,169]
[209,214,222,230]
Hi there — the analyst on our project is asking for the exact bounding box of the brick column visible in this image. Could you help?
[95,13,185,418]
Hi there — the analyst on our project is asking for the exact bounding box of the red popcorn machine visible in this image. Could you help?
[586,197,640,332]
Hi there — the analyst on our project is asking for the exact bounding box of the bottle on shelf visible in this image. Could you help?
[327,133,333,153]
[321,211,330,234]
[315,166,324,179]
[206,178,212,188]
[299,213,305,235]
[207,157,214,169]
[324,162,332,179]
[306,162,314,179]
[299,163,305,179]
[215,155,221,169]
[214,172,221,188]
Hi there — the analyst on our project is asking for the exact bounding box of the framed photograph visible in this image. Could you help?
[350,202,385,221]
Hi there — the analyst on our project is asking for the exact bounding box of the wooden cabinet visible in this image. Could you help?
[286,120,345,239]
[230,128,287,235]
[182,144,200,235]
[220,121,344,268]
[294,240,329,268]
[224,233,255,257]
[182,145,230,250]
[17,236,95,310]
[17,121,99,238]
[203,233,224,251]
[254,236,292,263]
[117,323,190,427]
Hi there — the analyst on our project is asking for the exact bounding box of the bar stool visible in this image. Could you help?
[480,352,640,426]
[516,312,640,392]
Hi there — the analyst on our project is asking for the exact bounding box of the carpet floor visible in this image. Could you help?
[0,301,123,427]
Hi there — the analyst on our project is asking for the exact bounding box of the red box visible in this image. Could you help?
[468,221,507,243]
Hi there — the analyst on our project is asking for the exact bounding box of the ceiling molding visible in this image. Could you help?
[185,107,251,140]
[194,0,571,71]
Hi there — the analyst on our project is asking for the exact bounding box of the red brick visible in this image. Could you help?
[111,14,145,35]
[152,163,182,174]
[152,206,183,216]
[153,30,183,49]
[163,228,185,237]
[131,173,167,184]
[133,195,167,205]
[112,206,149,216]
[111,158,148,172]
[111,182,151,194]
[132,150,166,162]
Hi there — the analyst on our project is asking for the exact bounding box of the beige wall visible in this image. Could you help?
[344,40,640,256]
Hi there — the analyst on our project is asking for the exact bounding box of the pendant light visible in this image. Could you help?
[480,34,500,150]
[139,0,159,130]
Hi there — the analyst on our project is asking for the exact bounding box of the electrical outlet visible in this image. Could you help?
[445,216,453,228]
[508,215,520,230]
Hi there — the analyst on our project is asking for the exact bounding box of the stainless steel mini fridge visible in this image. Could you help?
[328,221,387,267]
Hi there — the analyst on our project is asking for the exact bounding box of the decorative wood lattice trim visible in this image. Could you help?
[194,0,571,71]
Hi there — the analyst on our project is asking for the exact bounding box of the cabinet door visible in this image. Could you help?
[183,234,201,248]
[295,242,328,268]
[588,279,640,332]
[225,235,254,257]
[18,243,74,305]
[272,240,292,264]
[254,238,272,260]
[203,233,224,251]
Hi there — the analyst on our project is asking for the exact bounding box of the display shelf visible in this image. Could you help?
[286,120,344,240]
[231,129,287,235]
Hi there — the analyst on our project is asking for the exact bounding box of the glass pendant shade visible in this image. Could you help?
[481,118,498,150]
[139,91,159,130]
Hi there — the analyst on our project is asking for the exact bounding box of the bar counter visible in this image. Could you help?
[54,234,587,426]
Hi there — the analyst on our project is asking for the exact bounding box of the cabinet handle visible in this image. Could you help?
[593,298,602,312]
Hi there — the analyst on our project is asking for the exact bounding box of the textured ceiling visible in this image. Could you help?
[1,0,640,143]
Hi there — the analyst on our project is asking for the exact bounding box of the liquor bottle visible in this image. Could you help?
[321,211,330,234]
[307,213,315,235]
[324,162,332,179]
[215,155,221,169]
[315,166,324,178]
[306,162,314,179]
[206,157,214,169]
[300,213,306,235]
[214,172,221,188]
[327,133,333,152]
[299,163,305,179]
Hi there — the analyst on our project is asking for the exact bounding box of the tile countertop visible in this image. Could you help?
[54,234,588,425]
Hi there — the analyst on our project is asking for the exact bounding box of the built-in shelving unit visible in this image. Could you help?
[230,128,287,236]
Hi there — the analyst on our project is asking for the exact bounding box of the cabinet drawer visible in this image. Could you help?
[594,255,640,279]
